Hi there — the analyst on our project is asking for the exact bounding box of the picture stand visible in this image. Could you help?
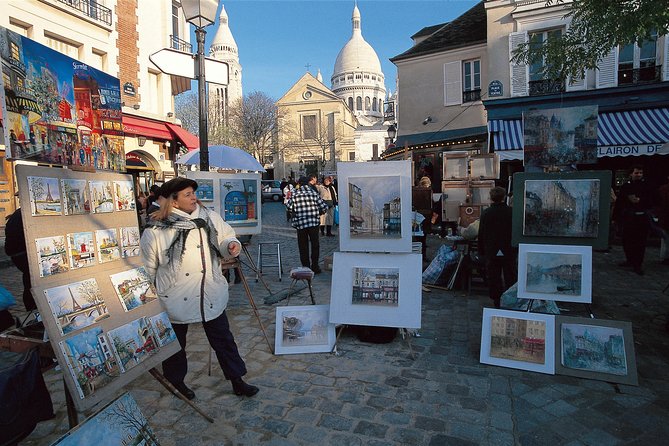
[330,324,415,360]
[524,299,595,319]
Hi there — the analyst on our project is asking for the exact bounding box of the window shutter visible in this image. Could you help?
[596,49,618,88]
[443,61,462,106]
[664,35,669,81]
[566,71,587,91]
[509,31,529,97]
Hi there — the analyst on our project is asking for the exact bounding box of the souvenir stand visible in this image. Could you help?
[479,106,638,386]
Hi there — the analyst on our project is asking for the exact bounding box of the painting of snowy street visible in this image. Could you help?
[348,176,401,239]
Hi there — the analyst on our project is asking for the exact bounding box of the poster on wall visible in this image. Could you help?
[0,26,125,171]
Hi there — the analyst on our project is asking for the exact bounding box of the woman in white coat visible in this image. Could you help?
[141,177,259,400]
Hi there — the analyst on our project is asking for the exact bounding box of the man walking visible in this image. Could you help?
[618,166,652,275]
[286,176,328,274]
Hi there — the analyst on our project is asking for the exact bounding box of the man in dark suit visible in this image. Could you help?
[478,187,515,308]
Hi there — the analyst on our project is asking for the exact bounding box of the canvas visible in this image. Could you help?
[44,279,109,335]
[67,231,96,269]
[120,226,141,258]
[555,316,638,385]
[442,152,468,180]
[274,305,336,355]
[109,267,158,311]
[470,154,500,180]
[35,235,69,277]
[337,161,412,253]
[59,327,120,399]
[90,181,115,213]
[148,312,177,348]
[441,181,468,223]
[329,252,422,328]
[480,308,556,374]
[524,179,600,238]
[524,105,598,168]
[61,178,90,215]
[196,179,214,201]
[51,392,160,445]
[113,181,135,211]
[95,228,120,263]
[517,244,592,303]
[28,176,62,216]
[108,317,159,373]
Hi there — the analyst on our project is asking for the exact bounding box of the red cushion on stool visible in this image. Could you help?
[290,267,314,280]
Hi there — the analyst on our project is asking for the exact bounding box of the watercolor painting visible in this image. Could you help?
[561,323,627,375]
[351,267,400,307]
[95,229,120,264]
[524,179,600,238]
[196,179,214,201]
[275,305,336,355]
[489,315,547,365]
[108,317,159,373]
[120,226,141,258]
[51,392,160,446]
[44,279,109,335]
[348,176,401,239]
[28,176,62,216]
[89,180,114,213]
[148,312,177,348]
[67,231,96,269]
[114,180,135,211]
[61,178,90,215]
[59,327,120,399]
[220,178,259,227]
[109,267,158,311]
[35,235,69,277]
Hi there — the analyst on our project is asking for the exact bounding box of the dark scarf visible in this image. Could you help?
[146,206,222,279]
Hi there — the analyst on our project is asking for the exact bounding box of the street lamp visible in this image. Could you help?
[181,0,218,171]
[387,123,397,144]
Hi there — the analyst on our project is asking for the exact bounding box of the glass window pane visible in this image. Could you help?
[619,44,634,63]
[474,73,480,89]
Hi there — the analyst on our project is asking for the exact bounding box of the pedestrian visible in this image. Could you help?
[656,174,669,265]
[478,187,515,309]
[316,175,338,236]
[147,184,161,208]
[283,182,295,221]
[286,176,328,274]
[617,165,653,275]
[140,177,259,400]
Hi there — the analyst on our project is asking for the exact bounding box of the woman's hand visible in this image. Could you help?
[228,241,241,257]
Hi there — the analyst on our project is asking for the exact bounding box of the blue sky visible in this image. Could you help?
[195,0,480,99]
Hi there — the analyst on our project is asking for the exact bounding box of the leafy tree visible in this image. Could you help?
[512,0,669,80]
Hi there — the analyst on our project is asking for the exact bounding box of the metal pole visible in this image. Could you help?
[196,27,209,171]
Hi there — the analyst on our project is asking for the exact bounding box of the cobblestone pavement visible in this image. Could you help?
[2,201,669,445]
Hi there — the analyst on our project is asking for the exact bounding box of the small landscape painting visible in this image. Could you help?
[28,176,62,216]
[120,226,140,258]
[348,176,401,239]
[44,279,109,335]
[108,317,159,373]
[35,235,69,277]
[561,323,627,375]
[148,312,177,348]
[67,231,96,269]
[351,267,399,307]
[220,178,258,227]
[113,180,135,211]
[274,305,336,355]
[89,180,114,214]
[95,228,120,263]
[109,267,158,311]
[196,179,214,201]
[61,178,90,215]
[489,316,546,365]
[525,252,582,296]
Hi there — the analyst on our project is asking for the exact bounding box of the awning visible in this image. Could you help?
[122,115,172,140]
[165,123,199,150]
[488,120,524,151]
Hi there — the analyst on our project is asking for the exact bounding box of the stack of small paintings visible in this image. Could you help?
[108,317,158,372]
[109,267,158,311]
[274,305,336,355]
[44,279,109,335]
[36,235,69,277]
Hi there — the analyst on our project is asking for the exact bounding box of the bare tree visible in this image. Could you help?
[228,91,280,164]
[102,394,159,445]
[174,91,242,147]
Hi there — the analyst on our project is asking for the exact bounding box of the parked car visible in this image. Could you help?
[261,180,283,202]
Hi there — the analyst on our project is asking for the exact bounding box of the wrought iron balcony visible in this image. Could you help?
[55,0,112,26]
[618,65,662,85]
[529,78,565,96]
[462,88,481,103]
[170,35,193,53]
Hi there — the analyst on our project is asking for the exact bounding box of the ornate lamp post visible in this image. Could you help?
[387,123,397,145]
[181,0,218,171]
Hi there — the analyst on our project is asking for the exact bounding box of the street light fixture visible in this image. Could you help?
[181,0,218,171]
[387,123,397,144]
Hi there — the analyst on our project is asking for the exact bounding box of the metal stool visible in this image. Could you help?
[256,242,283,281]
[287,267,315,305]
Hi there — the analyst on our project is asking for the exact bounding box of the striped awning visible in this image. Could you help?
[487,119,524,150]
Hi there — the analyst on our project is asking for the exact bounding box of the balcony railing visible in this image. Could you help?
[462,88,481,103]
[170,35,193,53]
[529,78,565,96]
[618,65,662,86]
[55,0,112,26]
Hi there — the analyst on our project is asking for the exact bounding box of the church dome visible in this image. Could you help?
[210,5,238,57]
[332,5,382,75]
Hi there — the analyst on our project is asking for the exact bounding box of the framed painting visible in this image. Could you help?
[517,244,592,303]
[329,252,422,329]
[274,305,336,355]
[442,151,468,180]
[95,228,120,263]
[67,231,96,269]
[512,171,612,249]
[109,267,158,311]
[555,316,638,385]
[148,311,177,348]
[470,153,500,180]
[470,180,495,205]
[89,180,114,214]
[119,226,140,258]
[480,308,556,375]
[196,179,214,201]
[337,161,412,253]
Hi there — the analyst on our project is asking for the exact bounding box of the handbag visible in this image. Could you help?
[334,205,339,225]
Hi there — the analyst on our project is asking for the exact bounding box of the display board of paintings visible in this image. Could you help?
[337,161,412,253]
[185,171,262,236]
[329,252,422,329]
[16,165,179,412]
[511,171,612,249]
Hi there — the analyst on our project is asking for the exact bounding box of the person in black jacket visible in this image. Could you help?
[478,187,516,308]
[617,166,653,275]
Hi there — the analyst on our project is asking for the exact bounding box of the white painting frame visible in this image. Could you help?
[329,252,422,329]
[480,308,556,375]
[517,243,592,303]
[274,305,336,355]
[337,161,412,253]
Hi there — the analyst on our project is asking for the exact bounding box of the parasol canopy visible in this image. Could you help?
[175,145,266,172]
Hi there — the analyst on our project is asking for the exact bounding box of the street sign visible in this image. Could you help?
[149,48,229,85]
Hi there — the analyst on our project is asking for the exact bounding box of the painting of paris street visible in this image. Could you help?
[524,179,600,237]
[95,229,120,263]
[59,327,120,399]
[524,106,598,168]
[89,180,114,214]
[110,267,158,311]
[28,176,62,216]
[525,252,583,297]
[561,323,628,375]
[148,312,177,348]
[114,180,135,211]
[61,178,90,215]
[348,176,401,238]
[489,316,546,365]
[351,267,399,307]
[35,235,69,277]
[108,317,159,373]
[45,279,109,335]
[120,226,140,258]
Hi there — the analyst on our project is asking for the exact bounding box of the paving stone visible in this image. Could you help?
[328,432,363,446]
[388,426,426,445]
[428,434,477,446]
[318,414,354,431]
[379,411,412,426]
[261,418,295,436]
[489,410,514,431]
[414,416,446,432]
[346,404,378,420]
[543,399,579,417]
[353,420,388,439]
[579,428,621,446]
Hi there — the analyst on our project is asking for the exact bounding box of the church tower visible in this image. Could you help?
[208,4,242,138]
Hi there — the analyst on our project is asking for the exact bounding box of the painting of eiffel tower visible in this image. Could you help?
[28,176,62,216]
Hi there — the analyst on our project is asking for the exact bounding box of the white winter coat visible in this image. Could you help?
[140,205,240,324]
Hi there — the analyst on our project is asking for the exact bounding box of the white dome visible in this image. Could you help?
[210,5,238,57]
[332,5,383,76]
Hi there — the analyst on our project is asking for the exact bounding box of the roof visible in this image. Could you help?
[391,1,486,63]
[410,23,448,40]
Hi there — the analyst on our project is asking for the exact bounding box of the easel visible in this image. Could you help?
[330,325,416,360]
[524,299,595,319]
[237,239,272,294]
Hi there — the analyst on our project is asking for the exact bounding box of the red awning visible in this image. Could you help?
[165,123,199,150]
[122,115,172,140]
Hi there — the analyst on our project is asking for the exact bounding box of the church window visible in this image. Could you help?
[347,75,353,81]
[348,151,356,161]
[372,76,376,81]
[356,97,362,110]
[302,115,317,140]
[365,97,371,110]
[348,97,354,110]
[355,74,362,80]
[364,74,369,79]
[372,98,377,111]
